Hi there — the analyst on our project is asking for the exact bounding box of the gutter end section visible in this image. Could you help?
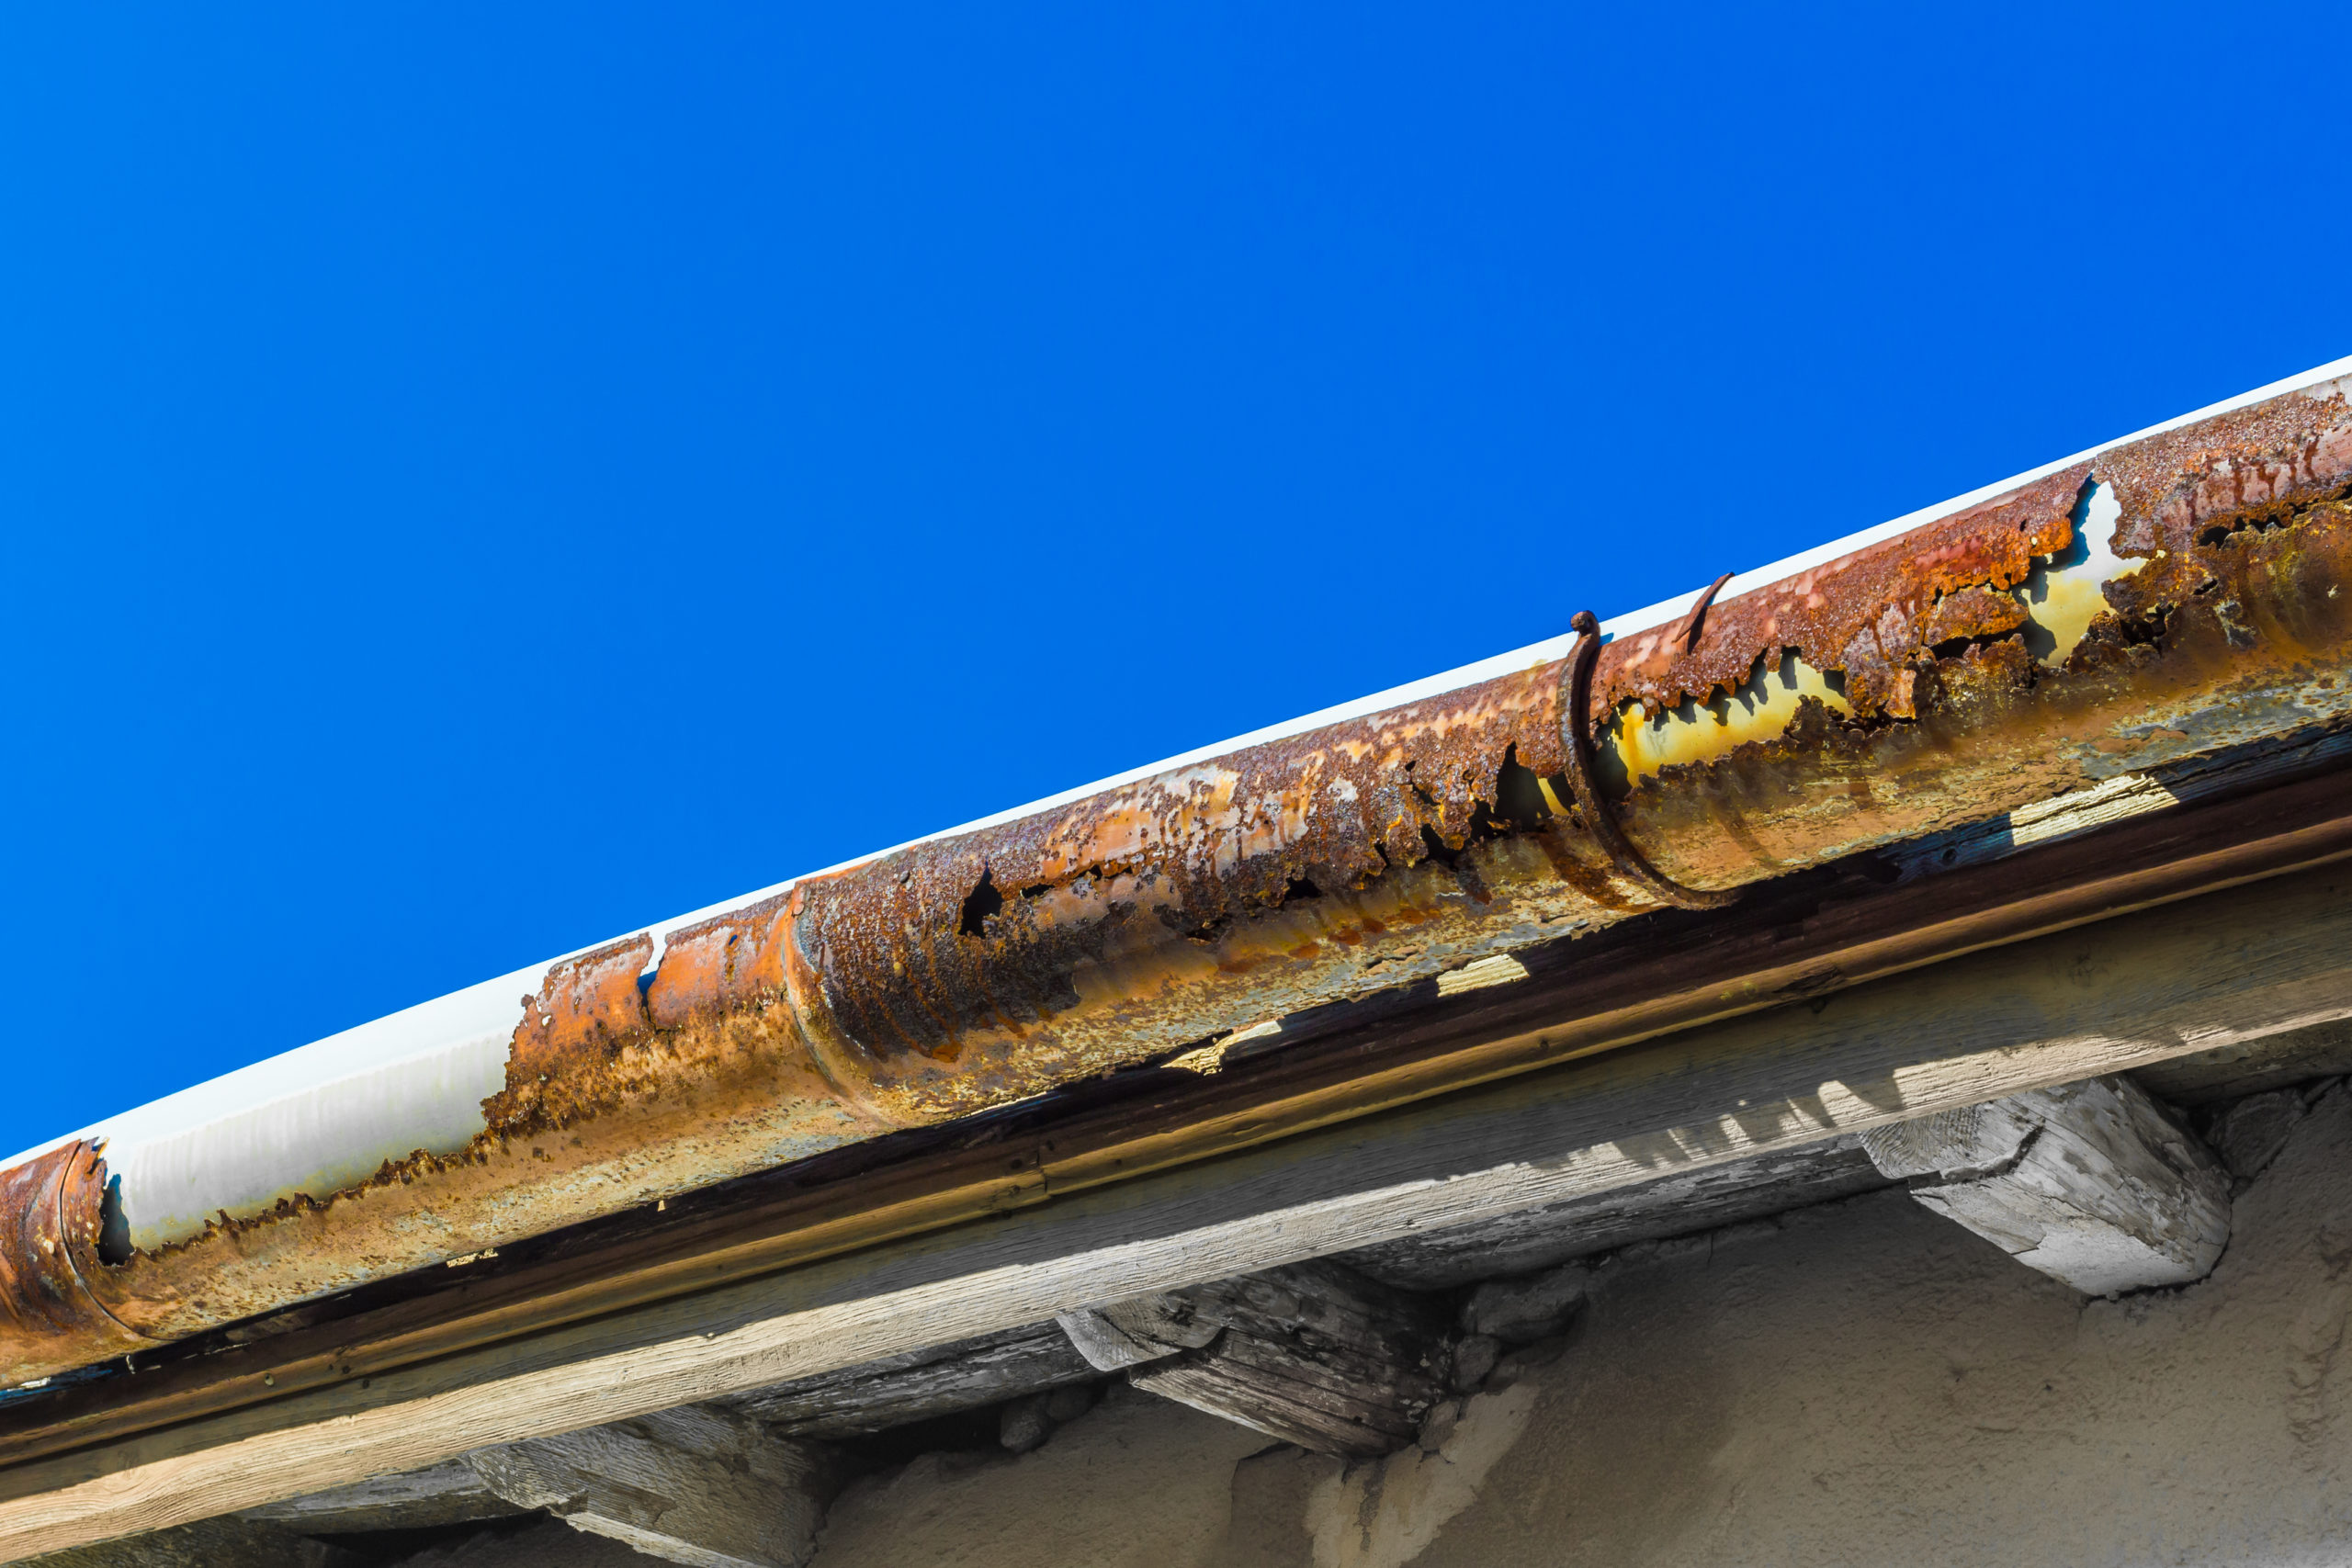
[0,1143,149,1389]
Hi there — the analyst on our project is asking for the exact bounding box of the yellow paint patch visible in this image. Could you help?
[2018,479,2139,666]
[1607,652,1851,786]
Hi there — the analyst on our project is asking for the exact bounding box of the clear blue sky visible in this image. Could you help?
[4,5,2347,1157]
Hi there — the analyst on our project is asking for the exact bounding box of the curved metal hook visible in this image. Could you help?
[1673,570,1736,654]
[1559,610,1742,911]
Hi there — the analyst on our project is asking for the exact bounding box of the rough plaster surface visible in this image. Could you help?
[807,1383,1271,1568]
[801,1085,2352,1568]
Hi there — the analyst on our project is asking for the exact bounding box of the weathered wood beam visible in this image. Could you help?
[716,1321,1094,1438]
[1104,1262,1451,1459]
[242,1411,846,1558]
[1333,1134,1891,1290]
[1,857,2348,1559]
[1860,1075,2232,1295]
[2132,1015,2352,1105]
[238,1459,514,1537]
[21,1516,361,1567]
[461,1405,837,1568]
[3,762,2343,1489]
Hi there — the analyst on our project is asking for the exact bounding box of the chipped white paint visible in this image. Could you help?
[2005,772,2179,850]
[1165,1018,1283,1075]
[2022,479,2140,666]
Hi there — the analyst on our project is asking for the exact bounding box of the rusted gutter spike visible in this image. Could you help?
[1672,571,1736,655]
[1561,610,1740,911]
[6,362,2352,1388]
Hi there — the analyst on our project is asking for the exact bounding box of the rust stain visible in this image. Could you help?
[2103,392,2352,558]
[1600,465,2088,722]
[8,378,2352,1385]
[490,935,655,1130]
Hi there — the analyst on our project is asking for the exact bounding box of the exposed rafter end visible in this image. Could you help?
[1862,1076,2232,1296]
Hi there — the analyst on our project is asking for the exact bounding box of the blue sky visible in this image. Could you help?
[4,4,2348,1156]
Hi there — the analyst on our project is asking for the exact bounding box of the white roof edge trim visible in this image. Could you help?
[12,351,2350,1179]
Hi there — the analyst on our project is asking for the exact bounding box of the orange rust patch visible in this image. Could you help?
[1600,466,2088,722]
[647,896,793,1028]
[489,935,655,1131]
[0,1144,149,1384]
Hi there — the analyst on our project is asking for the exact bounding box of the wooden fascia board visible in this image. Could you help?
[0,761,2347,1487]
[0,847,2348,1558]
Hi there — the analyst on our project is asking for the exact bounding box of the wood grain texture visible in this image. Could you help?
[465,1406,835,1568]
[1333,1136,1889,1290]
[1,861,2348,1560]
[1862,1076,2232,1294]
[714,1322,1095,1438]
[238,1460,513,1536]
[1125,1261,1449,1458]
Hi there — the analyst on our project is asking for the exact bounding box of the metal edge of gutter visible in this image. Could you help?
[5,355,2352,1386]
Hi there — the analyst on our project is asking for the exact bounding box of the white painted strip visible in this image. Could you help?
[28,971,533,1251]
[1436,953,1531,998]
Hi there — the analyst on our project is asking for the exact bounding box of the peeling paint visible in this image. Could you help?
[2021,480,2140,666]
[1606,651,1853,788]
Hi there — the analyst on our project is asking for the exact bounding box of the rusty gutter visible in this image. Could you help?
[6,355,2352,1389]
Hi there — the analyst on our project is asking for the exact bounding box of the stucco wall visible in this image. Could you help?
[808,1083,2352,1568]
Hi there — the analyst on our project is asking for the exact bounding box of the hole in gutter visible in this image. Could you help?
[1589,480,2141,786]
[97,1175,132,1265]
[1535,773,1575,818]
[958,869,1004,938]
[1493,745,1551,827]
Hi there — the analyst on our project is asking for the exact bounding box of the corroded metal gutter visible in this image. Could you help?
[6,359,2352,1388]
